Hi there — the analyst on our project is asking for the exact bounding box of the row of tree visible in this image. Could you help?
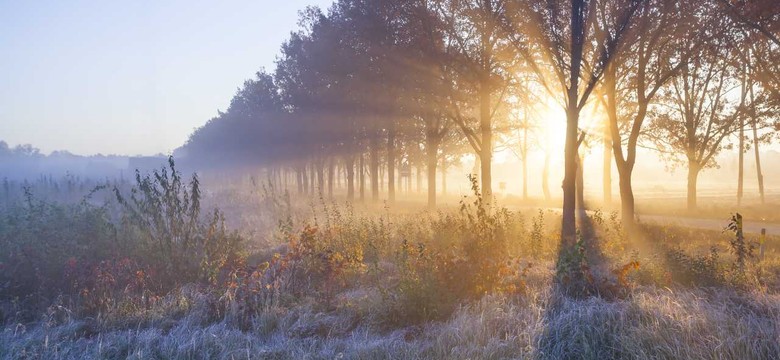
[180,0,780,241]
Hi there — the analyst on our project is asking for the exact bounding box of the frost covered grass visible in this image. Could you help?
[3,272,780,359]
[2,173,780,359]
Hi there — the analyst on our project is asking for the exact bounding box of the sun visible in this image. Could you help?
[532,98,569,153]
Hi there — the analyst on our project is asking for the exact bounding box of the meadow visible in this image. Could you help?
[1,161,779,360]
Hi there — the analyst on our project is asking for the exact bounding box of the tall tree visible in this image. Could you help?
[509,0,642,244]
[600,0,711,231]
[433,0,515,206]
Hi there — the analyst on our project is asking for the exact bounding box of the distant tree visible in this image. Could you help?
[600,0,713,231]
[647,39,746,210]
[431,0,516,206]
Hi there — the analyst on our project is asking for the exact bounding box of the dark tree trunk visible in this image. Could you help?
[603,124,612,205]
[316,161,324,195]
[441,158,447,196]
[561,0,587,246]
[303,166,310,195]
[738,116,744,207]
[297,168,304,195]
[370,136,379,202]
[751,112,765,204]
[387,125,396,204]
[479,88,492,204]
[687,163,700,210]
[336,163,342,190]
[308,163,315,194]
[561,108,579,246]
[380,164,385,194]
[576,154,585,211]
[618,166,635,233]
[359,153,365,201]
[346,156,355,201]
[605,61,642,233]
[398,158,404,194]
[416,164,423,193]
[427,139,439,208]
[327,158,334,199]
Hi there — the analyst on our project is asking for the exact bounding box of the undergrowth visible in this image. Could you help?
[2,167,779,359]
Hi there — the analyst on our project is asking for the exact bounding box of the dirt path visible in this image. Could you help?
[507,205,779,235]
[637,214,780,235]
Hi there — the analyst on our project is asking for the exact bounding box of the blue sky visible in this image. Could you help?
[0,0,333,156]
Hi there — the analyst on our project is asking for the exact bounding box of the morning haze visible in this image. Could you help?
[1,1,779,359]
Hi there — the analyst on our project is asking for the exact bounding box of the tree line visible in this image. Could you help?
[180,0,780,242]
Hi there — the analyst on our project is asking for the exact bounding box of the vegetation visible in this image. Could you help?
[2,166,780,358]
[1,0,779,358]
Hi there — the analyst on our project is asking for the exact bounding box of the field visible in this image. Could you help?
[1,165,780,360]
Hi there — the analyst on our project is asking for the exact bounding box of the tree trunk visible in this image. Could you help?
[416,164,423,193]
[359,153,365,201]
[479,71,492,205]
[603,124,612,205]
[310,164,316,194]
[561,108,579,245]
[346,156,355,201]
[441,158,448,196]
[370,136,379,202]
[336,163,342,190]
[397,157,404,195]
[687,163,700,210]
[302,166,309,195]
[576,154,585,211]
[297,168,304,195]
[561,0,586,246]
[737,116,744,207]
[617,163,635,234]
[427,139,439,208]
[380,164,385,194]
[387,126,396,204]
[752,112,765,204]
[317,162,324,195]
[327,158,334,199]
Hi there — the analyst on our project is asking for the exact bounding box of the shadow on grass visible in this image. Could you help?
[533,201,621,359]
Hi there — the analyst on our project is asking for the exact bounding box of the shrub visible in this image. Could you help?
[725,213,756,282]
[377,176,524,327]
[666,246,727,287]
[114,157,244,289]
[0,186,118,318]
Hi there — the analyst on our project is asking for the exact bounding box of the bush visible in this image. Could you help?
[0,158,246,321]
[377,176,525,326]
[114,157,244,289]
[0,186,118,318]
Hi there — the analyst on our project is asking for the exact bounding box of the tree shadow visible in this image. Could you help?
[533,201,621,358]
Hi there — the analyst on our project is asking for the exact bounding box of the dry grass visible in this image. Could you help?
[3,264,779,359]
[3,177,780,359]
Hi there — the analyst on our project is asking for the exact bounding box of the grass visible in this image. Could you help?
[3,269,779,359]
[2,170,780,359]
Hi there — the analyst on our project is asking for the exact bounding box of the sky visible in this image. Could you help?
[0,0,334,156]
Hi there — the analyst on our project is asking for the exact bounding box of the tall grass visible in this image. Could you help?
[2,167,780,359]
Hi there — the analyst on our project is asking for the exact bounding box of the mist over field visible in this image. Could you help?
[2,0,780,359]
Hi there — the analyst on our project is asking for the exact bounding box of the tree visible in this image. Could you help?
[647,39,745,210]
[599,0,715,231]
[509,0,642,244]
[432,0,515,206]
